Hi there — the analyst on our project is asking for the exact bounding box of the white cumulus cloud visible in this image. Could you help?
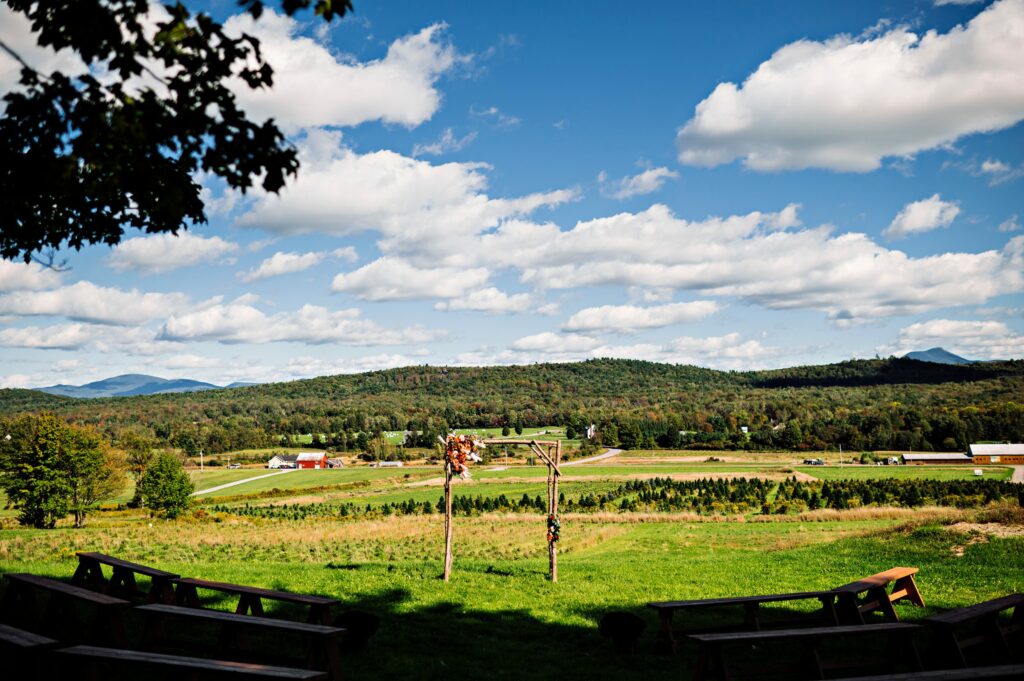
[159,303,440,346]
[225,14,462,131]
[563,301,720,333]
[677,0,1024,171]
[332,258,490,301]
[109,232,238,273]
[0,282,193,325]
[884,194,960,239]
[880,319,1024,359]
[599,167,679,200]
[239,247,357,283]
[434,287,539,314]
[0,261,62,292]
[236,129,576,261]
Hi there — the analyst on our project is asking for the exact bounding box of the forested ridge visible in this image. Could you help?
[1,357,1021,454]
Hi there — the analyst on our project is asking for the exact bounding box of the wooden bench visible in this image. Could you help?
[833,567,925,624]
[0,622,59,675]
[688,622,924,681]
[136,603,345,681]
[173,578,339,625]
[56,645,328,680]
[829,664,1024,680]
[72,552,180,604]
[2,573,130,646]
[924,594,1024,668]
[648,590,840,650]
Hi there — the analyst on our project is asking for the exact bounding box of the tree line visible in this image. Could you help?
[0,413,193,528]
[0,358,1020,456]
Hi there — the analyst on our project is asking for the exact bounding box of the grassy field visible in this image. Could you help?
[1,507,1021,680]
[3,452,1021,679]
[795,466,1013,481]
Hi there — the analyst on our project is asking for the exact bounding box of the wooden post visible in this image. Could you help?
[549,440,561,583]
[443,463,453,582]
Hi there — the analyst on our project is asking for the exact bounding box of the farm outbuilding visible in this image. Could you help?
[267,454,299,469]
[901,453,971,465]
[326,457,344,469]
[296,452,328,469]
[970,444,1024,465]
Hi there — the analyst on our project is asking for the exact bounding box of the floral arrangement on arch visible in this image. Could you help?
[445,434,483,479]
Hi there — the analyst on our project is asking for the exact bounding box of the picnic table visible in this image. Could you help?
[136,603,345,681]
[924,593,1024,668]
[833,567,925,624]
[71,552,179,604]
[689,622,924,681]
[648,590,840,650]
[173,577,340,624]
[1,573,130,646]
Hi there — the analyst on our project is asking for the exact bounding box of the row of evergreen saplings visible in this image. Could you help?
[210,477,1020,520]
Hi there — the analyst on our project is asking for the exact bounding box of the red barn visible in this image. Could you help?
[295,451,328,469]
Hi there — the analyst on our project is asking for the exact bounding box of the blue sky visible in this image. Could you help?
[1,0,1022,387]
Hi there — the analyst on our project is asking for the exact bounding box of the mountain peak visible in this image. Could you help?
[903,347,973,365]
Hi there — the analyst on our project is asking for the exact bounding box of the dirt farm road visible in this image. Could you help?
[191,468,295,496]
[1012,466,1024,484]
[563,448,623,466]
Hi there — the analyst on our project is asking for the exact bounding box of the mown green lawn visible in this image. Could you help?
[1,509,1020,680]
[796,466,1012,481]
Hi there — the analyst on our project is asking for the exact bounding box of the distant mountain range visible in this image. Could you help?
[903,347,974,365]
[24,349,980,399]
[37,374,257,399]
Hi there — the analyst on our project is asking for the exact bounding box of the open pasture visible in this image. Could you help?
[1,506,1022,680]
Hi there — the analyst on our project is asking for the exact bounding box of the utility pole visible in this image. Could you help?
[200,449,204,472]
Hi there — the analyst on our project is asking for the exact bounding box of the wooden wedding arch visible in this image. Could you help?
[438,436,563,583]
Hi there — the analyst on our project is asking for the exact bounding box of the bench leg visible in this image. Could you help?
[237,594,264,617]
[927,625,966,669]
[308,604,332,625]
[892,575,925,608]
[108,567,138,600]
[742,602,761,631]
[71,559,105,590]
[656,610,677,654]
[818,596,839,626]
[836,593,864,625]
[870,586,899,622]
[149,577,176,605]
[308,637,344,681]
[175,583,200,608]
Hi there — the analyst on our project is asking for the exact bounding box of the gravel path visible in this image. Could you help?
[191,468,295,496]
[1012,466,1024,484]
[563,447,623,466]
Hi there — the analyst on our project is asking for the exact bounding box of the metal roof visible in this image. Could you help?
[296,452,326,461]
[270,454,298,462]
[969,444,1024,456]
[902,453,971,461]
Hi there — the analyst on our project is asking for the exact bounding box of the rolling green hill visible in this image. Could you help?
[1,357,1021,454]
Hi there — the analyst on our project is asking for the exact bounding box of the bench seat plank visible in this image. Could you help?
[57,645,328,680]
[649,590,836,610]
[926,594,1024,626]
[136,604,344,635]
[173,578,339,606]
[0,622,58,648]
[6,573,132,606]
[76,552,180,579]
[689,622,921,643]
[829,664,1024,681]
